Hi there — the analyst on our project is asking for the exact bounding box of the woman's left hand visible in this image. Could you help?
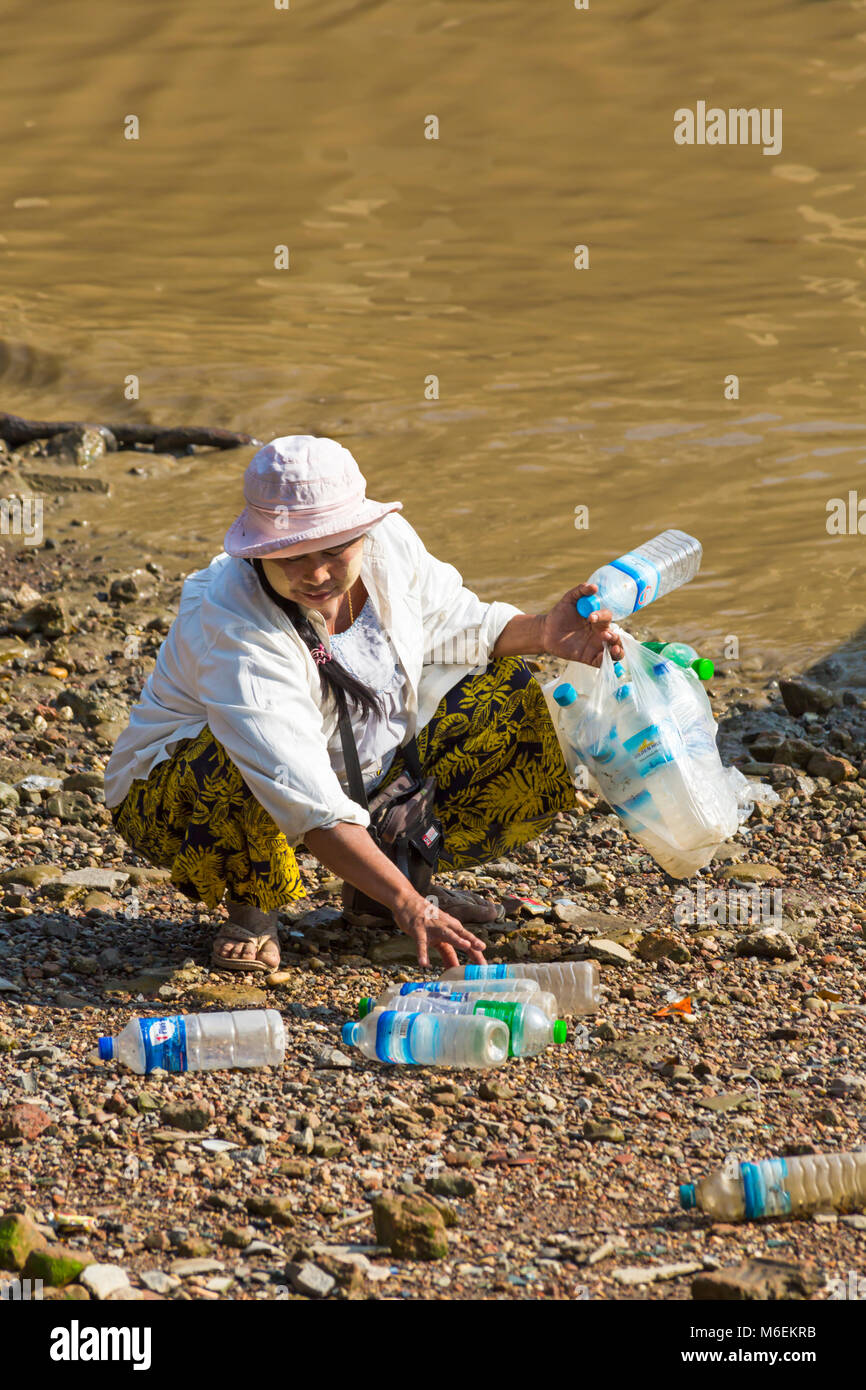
[541,584,624,667]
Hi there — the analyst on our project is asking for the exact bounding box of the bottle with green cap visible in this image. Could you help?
[679,1150,866,1222]
[642,640,714,682]
[357,997,566,1057]
[469,999,567,1057]
[359,980,559,1020]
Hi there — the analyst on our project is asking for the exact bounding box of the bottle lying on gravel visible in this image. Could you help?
[680,1151,866,1221]
[356,995,566,1057]
[364,978,559,1019]
[92,1010,286,1074]
[470,999,567,1058]
[341,1011,509,1068]
[439,961,600,1016]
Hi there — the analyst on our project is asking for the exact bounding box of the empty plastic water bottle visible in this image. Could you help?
[358,997,564,1056]
[577,531,702,620]
[648,659,718,763]
[361,979,559,1019]
[556,680,633,780]
[439,962,600,1016]
[680,1150,866,1221]
[604,675,701,841]
[469,999,567,1057]
[92,1010,286,1074]
[341,1011,509,1068]
[642,640,714,681]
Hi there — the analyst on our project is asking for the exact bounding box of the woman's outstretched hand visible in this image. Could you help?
[392,893,487,971]
[541,583,624,667]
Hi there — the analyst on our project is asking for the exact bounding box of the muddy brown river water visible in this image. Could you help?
[1,0,865,679]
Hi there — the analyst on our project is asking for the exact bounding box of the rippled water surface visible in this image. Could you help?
[2,0,865,677]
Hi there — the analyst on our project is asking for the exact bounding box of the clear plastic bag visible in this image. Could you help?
[546,631,775,878]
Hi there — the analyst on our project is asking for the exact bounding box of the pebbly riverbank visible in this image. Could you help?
[1,458,866,1302]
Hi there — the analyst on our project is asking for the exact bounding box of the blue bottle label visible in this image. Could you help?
[375,1010,415,1063]
[685,724,716,758]
[139,1015,188,1073]
[399,981,451,995]
[464,964,509,980]
[591,728,620,765]
[622,722,680,776]
[612,788,655,829]
[609,552,661,611]
[741,1158,790,1218]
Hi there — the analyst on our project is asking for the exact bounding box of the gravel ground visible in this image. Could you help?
[1,441,866,1303]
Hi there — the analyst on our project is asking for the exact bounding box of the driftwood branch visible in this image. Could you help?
[0,411,261,453]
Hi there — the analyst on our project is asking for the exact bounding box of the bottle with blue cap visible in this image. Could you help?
[577,530,702,622]
[649,658,718,762]
[679,1150,866,1221]
[553,661,632,779]
[341,1011,509,1068]
[91,1010,286,1074]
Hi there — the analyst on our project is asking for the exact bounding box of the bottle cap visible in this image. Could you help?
[577,594,601,618]
[652,661,671,678]
[553,683,577,707]
[612,661,624,678]
[692,657,714,681]
[358,998,372,1018]
[679,1182,697,1210]
[341,1022,359,1046]
[97,1036,113,1061]
[553,1020,567,1045]
[614,684,631,701]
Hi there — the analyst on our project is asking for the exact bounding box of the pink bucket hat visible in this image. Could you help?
[223,435,403,560]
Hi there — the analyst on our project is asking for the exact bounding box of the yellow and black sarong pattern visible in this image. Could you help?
[110,655,577,912]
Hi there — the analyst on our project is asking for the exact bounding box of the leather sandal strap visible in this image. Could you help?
[213,922,278,945]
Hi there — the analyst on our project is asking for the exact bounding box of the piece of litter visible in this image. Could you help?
[612,1261,703,1286]
[53,1212,98,1234]
[15,774,65,791]
[332,1210,371,1229]
[200,1138,240,1153]
[585,1239,625,1267]
[654,996,695,1018]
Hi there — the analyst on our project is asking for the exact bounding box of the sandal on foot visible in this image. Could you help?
[428,885,506,924]
[212,900,281,974]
